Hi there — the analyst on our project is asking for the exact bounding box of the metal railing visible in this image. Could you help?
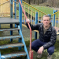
[22,1,46,24]
[51,11,59,28]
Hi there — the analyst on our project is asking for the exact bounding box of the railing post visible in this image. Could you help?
[0,17,1,28]
[48,14,51,20]
[14,0,17,27]
[53,10,57,26]
[0,24,1,28]
[0,51,1,59]
[19,0,22,31]
[10,0,13,42]
[48,14,51,24]
[10,0,13,18]
[35,12,38,39]
[18,0,22,50]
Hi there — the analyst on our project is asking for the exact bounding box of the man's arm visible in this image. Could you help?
[43,29,57,49]
[26,19,40,30]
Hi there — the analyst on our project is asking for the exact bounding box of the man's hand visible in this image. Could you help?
[26,19,30,23]
[37,46,44,54]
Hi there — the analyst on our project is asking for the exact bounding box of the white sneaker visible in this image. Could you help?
[37,54,42,58]
[47,54,52,59]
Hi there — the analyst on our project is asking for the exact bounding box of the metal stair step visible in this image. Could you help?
[0,35,21,40]
[1,52,26,58]
[0,18,19,24]
[0,28,19,31]
[0,43,24,49]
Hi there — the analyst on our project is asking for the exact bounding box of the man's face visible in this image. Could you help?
[42,17,50,26]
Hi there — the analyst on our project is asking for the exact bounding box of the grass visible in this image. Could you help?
[0,2,59,59]
[0,38,59,59]
[17,2,59,21]
[32,5,53,15]
[0,25,59,59]
[26,39,59,59]
[17,3,59,24]
[22,3,53,14]
[17,3,54,17]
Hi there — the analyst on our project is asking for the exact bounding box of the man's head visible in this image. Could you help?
[42,15,51,27]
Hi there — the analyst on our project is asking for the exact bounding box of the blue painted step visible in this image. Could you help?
[0,43,24,49]
[1,52,26,59]
[0,35,21,40]
[0,28,19,31]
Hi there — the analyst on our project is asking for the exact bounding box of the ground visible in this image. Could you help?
[0,25,59,59]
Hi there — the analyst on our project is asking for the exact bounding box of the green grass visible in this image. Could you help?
[17,3,54,17]
[0,3,59,59]
[17,3,59,22]
[22,3,53,14]
[0,38,59,59]
[17,2,59,21]
[0,25,59,59]
[32,5,53,15]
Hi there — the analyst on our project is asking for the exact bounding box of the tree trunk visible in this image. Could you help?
[38,0,39,5]
[28,0,30,4]
[33,0,35,4]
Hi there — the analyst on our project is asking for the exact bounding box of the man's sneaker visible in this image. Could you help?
[47,54,52,59]
[37,54,42,58]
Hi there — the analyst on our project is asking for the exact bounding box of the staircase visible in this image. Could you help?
[0,18,29,59]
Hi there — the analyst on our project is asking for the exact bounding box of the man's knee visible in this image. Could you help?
[31,41,39,52]
[31,40,38,49]
[47,46,55,55]
[31,42,36,49]
[48,48,54,53]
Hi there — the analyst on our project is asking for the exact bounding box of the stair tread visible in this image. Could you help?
[1,52,26,58]
[0,28,19,31]
[0,35,21,40]
[0,18,24,24]
[0,43,24,49]
[0,18,19,24]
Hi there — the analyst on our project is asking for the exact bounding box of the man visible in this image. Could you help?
[26,15,56,59]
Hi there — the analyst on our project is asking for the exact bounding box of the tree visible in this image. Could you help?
[33,0,35,4]
[47,0,55,7]
[28,0,30,4]
[38,0,39,5]
[42,0,44,3]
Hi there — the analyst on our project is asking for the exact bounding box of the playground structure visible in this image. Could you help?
[20,1,59,39]
[0,0,59,59]
[0,0,30,59]
[0,0,14,17]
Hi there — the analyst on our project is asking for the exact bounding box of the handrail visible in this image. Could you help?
[23,6,35,13]
[51,11,59,16]
[19,0,32,59]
